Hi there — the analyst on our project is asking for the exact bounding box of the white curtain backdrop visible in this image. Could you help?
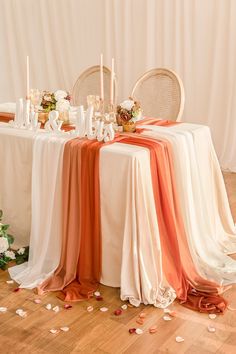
[0,0,236,171]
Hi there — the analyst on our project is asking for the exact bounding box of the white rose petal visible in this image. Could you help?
[16,309,27,318]
[207,325,216,333]
[60,326,69,332]
[4,250,16,260]
[87,306,94,312]
[175,336,185,343]
[6,280,14,284]
[50,329,59,334]
[208,314,217,320]
[54,90,67,101]
[135,328,143,335]
[52,306,60,313]
[121,304,128,310]
[0,307,7,313]
[163,315,172,321]
[94,291,100,297]
[45,304,52,310]
[0,237,9,253]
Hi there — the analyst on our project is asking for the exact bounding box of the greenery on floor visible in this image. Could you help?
[0,210,29,270]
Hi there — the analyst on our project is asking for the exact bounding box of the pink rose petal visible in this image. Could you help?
[34,299,42,304]
[136,318,144,325]
[139,312,146,319]
[100,307,108,312]
[64,304,72,310]
[94,291,101,297]
[149,325,158,334]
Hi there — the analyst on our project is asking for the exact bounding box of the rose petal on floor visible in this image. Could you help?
[60,327,69,332]
[129,328,136,334]
[164,308,170,313]
[16,309,27,318]
[114,309,122,316]
[87,306,94,312]
[45,304,52,310]
[13,288,20,292]
[149,325,158,334]
[209,314,217,320]
[121,304,128,310]
[139,312,146,319]
[136,319,144,325]
[64,304,72,310]
[163,315,172,321]
[50,329,60,334]
[169,311,177,317]
[175,336,184,343]
[0,307,7,313]
[135,328,143,335]
[6,280,14,284]
[96,296,103,301]
[207,326,216,333]
[34,299,42,304]
[94,291,101,297]
[100,307,108,312]
[52,306,60,313]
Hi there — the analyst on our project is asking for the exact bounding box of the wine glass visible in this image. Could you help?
[30,89,42,112]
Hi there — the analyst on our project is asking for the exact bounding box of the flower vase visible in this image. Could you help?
[38,112,49,124]
[122,121,136,133]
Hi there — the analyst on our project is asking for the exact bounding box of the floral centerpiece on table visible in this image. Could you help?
[38,90,71,124]
[0,210,29,270]
[41,90,71,112]
[116,98,142,130]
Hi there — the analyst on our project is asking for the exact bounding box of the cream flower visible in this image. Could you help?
[120,99,135,111]
[56,99,70,112]
[54,90,67,101]
[4,250,16,259]
[17,247,25,255]
[0,237,9,253]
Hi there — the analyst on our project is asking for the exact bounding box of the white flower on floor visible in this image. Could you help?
[17,247,25,255]
[54,90,67,101]
[0,237,9,253]
[56,98,70,112]
[120,99,135,111]
[4,250,16,259]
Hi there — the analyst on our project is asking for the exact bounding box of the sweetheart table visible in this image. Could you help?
[0,115,236,314]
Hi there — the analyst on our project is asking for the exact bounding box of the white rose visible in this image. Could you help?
[54,90,67,101]
[120,99,134,111]
[17,247,25,255]
[0,237,9,253]
[4,250,16,260]
[56,99,70,112]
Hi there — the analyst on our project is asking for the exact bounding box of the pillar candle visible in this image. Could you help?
[100,54,104,101]
[110,58,114,105]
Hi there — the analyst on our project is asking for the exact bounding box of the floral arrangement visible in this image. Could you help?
[40,90,71,112]
[0,210,29,270]
[116,98,142,124]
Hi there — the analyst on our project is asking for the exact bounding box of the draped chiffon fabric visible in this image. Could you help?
[9,134,71,288]
[39,138,104,301]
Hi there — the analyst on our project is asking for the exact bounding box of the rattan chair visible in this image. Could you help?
[131,68,185,121]
[72,65,117,110]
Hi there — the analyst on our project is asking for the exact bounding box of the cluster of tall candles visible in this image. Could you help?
[26,54,115,105]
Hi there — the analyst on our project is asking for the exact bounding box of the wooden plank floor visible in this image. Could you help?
[0,173,235,354]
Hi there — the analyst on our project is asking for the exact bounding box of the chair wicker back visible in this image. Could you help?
[131,68,185,121]
[72,65,117,110]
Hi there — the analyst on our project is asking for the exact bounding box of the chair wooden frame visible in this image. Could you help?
[131,68,185,121]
